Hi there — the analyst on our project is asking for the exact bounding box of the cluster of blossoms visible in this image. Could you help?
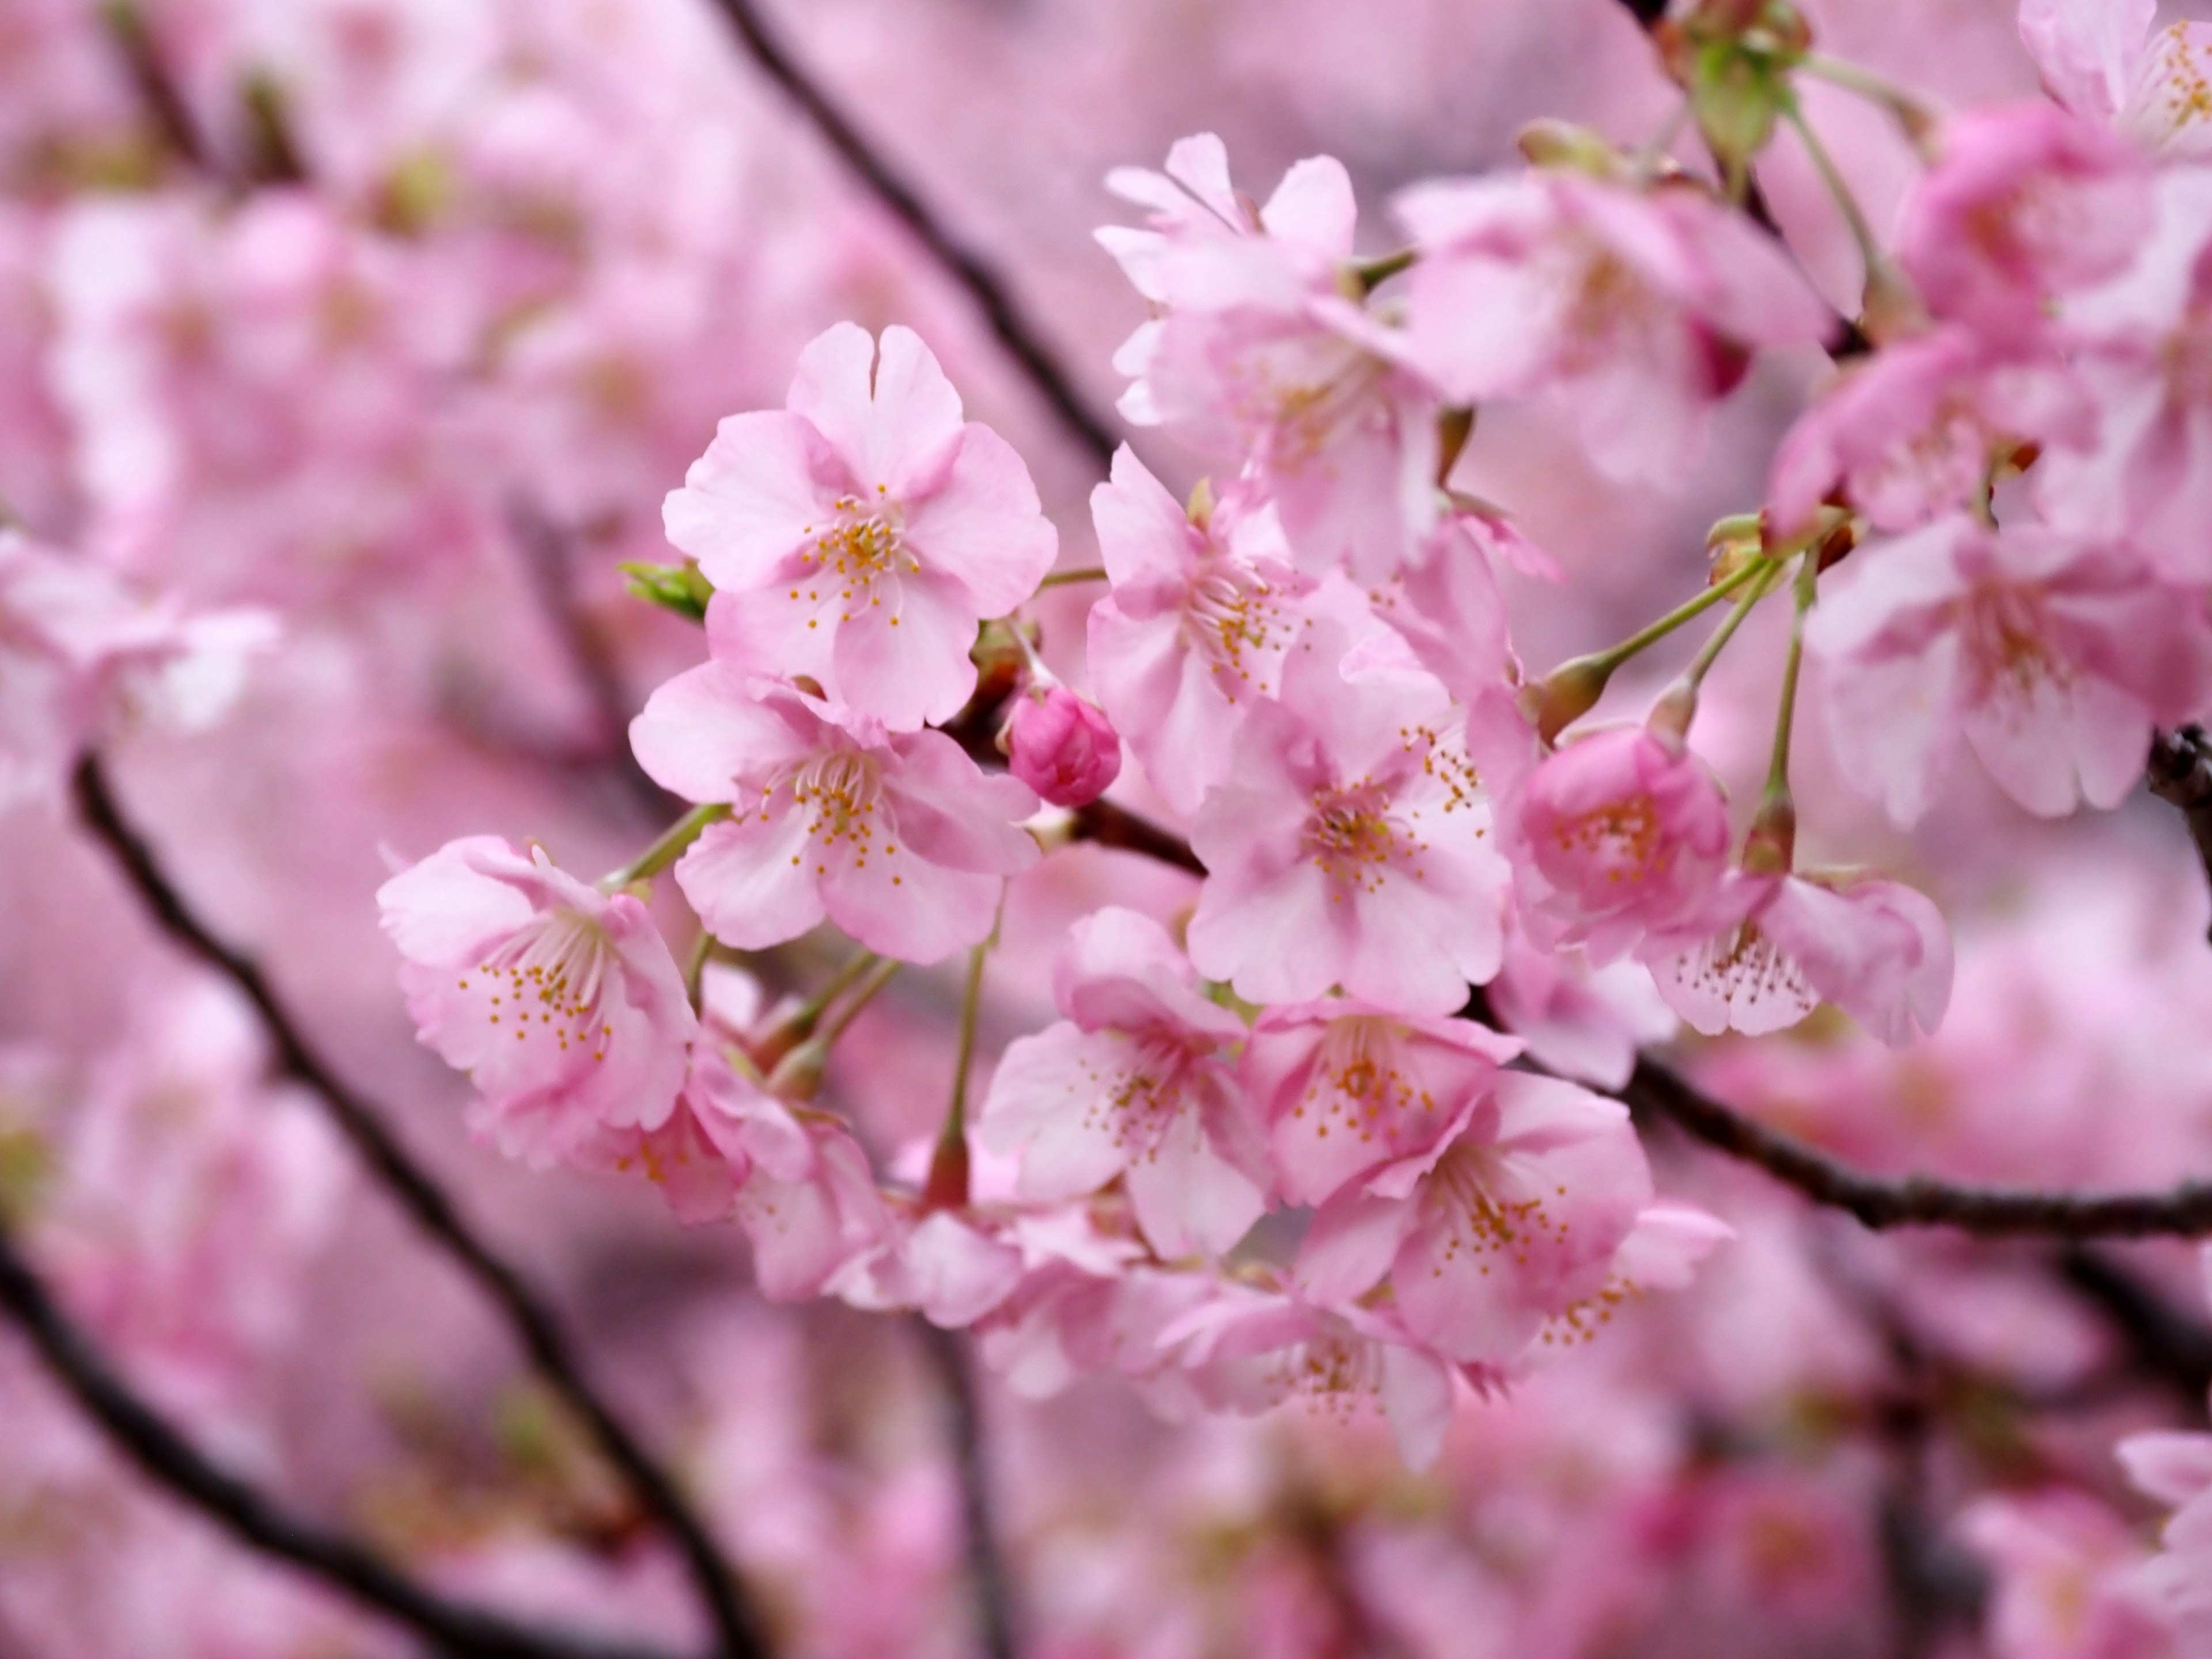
[373,0,2212,1486]
[16,0,2212,1650]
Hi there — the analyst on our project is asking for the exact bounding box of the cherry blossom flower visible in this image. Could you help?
[1485,919,1677,1091]
[1395,171,1832,481]
[833,1204,1025,1330]
[2021,0,2212,160]
[1645,870,1953,1047]
[2036,168,2212,580]
[662,322,1057,730]
[979,907,1266,1257]
[1358,503,1522,711]
[0,531,272,809]
[1767,327,2094,537]
[1085,446,1312,815]
[1006,684,1122,808]
[1290,1072,1654,1367]
[1186,620,1511,1016]
[1806,514,2212,824]
[1959,1492,2171,1659]
[377,836,698,1169]
[1100,136,1444,579]
[1502,723,1733,961]
[1896,103,2153,345]
[629,662,1039,964]
[1238,998,1523,1206]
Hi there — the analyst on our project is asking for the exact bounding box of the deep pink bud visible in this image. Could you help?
[1007,685,1122,808]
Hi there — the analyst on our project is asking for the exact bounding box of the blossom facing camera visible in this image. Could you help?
[1006,684,1122,808]
[377,838,698,1169]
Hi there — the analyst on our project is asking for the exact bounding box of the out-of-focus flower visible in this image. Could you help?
[664,322,1055,730]
[2021,0,2212,158]
[630,664,1039,963]
[377,835,696,1168]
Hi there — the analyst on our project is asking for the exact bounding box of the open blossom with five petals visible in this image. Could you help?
[377,837,698,1169]
[1085,447,1312,816]
[1291,1072,1654,1367]
[662,322,1056,730]
[1806,514,2212,825]
[1100,135,1443,579]
[1897,103,2153,346]
[1238,998,1523,1207]
[1395,171,1832,481]
[1767,327,2095,537]
[980,907,1266,1259]
[1186,621,1512,1016]
[630,663,1039,964]
[1501,722,1733,962]
[2037,168,2212,580]
[1643,869,1953,1047]
[2021,0,2212,160]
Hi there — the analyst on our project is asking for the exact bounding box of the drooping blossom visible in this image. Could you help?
[1896,103,2153,345]
[629,662,1039,964]
[1485,918,1677,1091]
[1959,1492,2171,1659]
[1501,722,1733,961]
[1186,620,1512,1016]
[1359,503,1522,713]
[0,531,272,809]
[1806,514,2212,824]
[2036,168,2212,580]
[662,322,1057,730]
[1767,327,2094,536]
[1085,446,1312,815]
[979,907,1266,1258]
[1005,684,1122,809]
[1291,1073,1654,1368]
[833,1203,1025,1330]
[1238,997,1523,1207]
[1395,169,1832,481]
[1099,135,1443,579]
[1159,1281,1464,1470]
[377,836,698,1169]
[1645,870,1953,1047]
[2021,0,2212,160]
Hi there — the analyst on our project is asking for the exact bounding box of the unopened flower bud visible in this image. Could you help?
[766,1036,828,1101]
[1522,654,1613,747]
[1007,685,1122,808]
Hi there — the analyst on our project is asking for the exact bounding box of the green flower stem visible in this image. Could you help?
[599,803,729,892]
[1035,567,1109,590]
[926,939,993,1210]
[1588,556,1770,680]
[1764,554,1821,802]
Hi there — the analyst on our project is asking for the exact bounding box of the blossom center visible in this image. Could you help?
[463,910,613,1062]
[1184,556,1288,696]
[789,749,886,862]
[1961,584,2074,716]
[798,493,918,622]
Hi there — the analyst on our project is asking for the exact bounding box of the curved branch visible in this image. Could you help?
[0,1215,681,1659]
[70,757,769,1659]
[1047,786,2212,1240]
[701,0,1119,469]
[916,1322,1020,1659]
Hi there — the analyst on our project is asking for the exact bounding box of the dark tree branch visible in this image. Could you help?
[100,2,215,174]
[915,1322,1020,1659]
[69,757,769,1659]
[2055,1245,2212,1403]
[0,1215,681,1659]
[1044,785,2212,1240]
[700,0,1119,469]
[2149,726,2212,942]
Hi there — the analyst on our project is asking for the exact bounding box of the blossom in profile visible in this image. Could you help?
[1502,722,1733,961]
[1186,621,1510,1015]
[980,907,1266,1258]
[1291,1073,1654,1368]
[1395,169,1831,481]
[1085,446,1311,815]
[630,663,1039,964]
[1807,514,2212,825]
[663,322,1056,730]
[377,837,698,1168]
[1645,870,1953,1047]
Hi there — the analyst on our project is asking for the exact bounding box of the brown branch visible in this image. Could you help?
[1045,784,2212,1240]
[0,1214,683,1659]
[2149,726,2212,943]
[915,1322,1020,1659]
[70,757,770,1659]
[700,0,1119,469]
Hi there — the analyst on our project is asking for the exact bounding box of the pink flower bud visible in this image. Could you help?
[1006,685,1122,808]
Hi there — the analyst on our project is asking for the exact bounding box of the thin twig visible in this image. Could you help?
[2149,726,2212,943]
[69,757,768,1659]
[0,1215,683,1659]
[702,0,1119,468]
[915,1322,1020,1659]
